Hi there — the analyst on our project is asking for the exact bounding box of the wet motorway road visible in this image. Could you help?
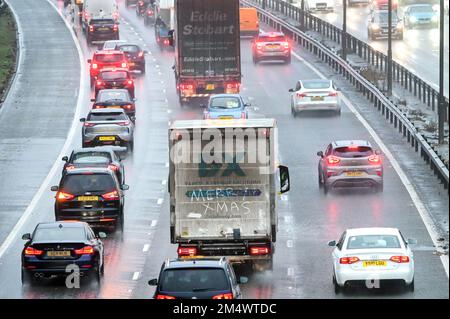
[0,0,447,299]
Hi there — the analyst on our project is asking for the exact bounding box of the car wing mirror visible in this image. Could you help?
[244,103,251,107]
[22,233,31,241]
[87,59,92,63]
[50,186,59,192]
[98,232,107,239]
[90,98,96,102]
[80,118,86,122]
[148,279,158,286]
[328,240,337,247]
[238,276,248,284]
[278,165,290,194]
[62,156,69,162]
[317,151,324,158]
[121,184,130,191]
[288,88,294,92]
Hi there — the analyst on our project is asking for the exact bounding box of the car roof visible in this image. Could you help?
[36,221,87,229]
[89,108,126,114]
[332,140,372,148]
[64,167,115,175]
[345,227,401,236]
[163,258,228,269]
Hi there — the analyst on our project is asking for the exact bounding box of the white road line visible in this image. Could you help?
[287,240,293,248]
[157,198,164,205]
[162,180,167,185]
[132,271,140,280]
[292,47,449,278]
[165,162,169,167]
[143,244,150,252]
[287,267,295,277]
[0,0,87,260]
[151,220,158,227]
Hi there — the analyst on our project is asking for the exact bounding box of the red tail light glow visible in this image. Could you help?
[241,112,246,119]
[249,246,270,256]
[138,51,144,57]
[163,39,170,45]
[116,121,130,126]
[126,80,133,86]
[89,25,94,32]
[113,24,118,32]
[180,84,194,90]
[74,246,94,255]
[96,80,104,86]
[24,247,43,256]
[177,247,197,256]
[156,294,176,299]
[65,165,75,171]
[92,63,98,69]
[282,42,290,49]
[256,43,263,50]
[107,164,119,171]
[56,191,75,201]
[123,104,133,109]
[339,257,360,264]
[296,92,306,98]
[147,10,154,16]
[368,155,381,164]
[390,256,410,263]
[328,91,338,97]
[326,156,341,165]
[102,190,119,200]
[83,122,96,127]
[121,62,128,68]
[212,293,233,299]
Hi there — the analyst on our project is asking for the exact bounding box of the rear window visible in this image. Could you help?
[333,146,373,158]
[302,80,331,90]
[72,152,111,164]
[100,71,128,80]
[33,227,86,242]
[410,5,434,13]
[98,90,129,102]
[258,36,286,42]
[347,235,401,249]
[118,45,140,53]
[95,54,124,63]
[210,97,241,109]
[160,268,229,292]
[61,174,116,194]
[87,112,128,121]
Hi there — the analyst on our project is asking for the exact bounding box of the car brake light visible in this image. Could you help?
[92,63,98,69]
[147,10,154,16]
[65,165,76,170]
[116,121,130,126]
[107,164,119,171]
[24,247,43,256]
[326,156,341,165]
[340,257,360,264]
[390,256,410,263]
[102,190,119,200]
[249,246,270,255]
[347,144,359,149]
[256,43,263,50]
[84,122,96,127]
[121,62,127,68]
[56,191,75,201]
[96,80,104,86]
[74,246,94,255]
[89,25,94,32]
[177,247,197,256]
[138,51,144,57]
[126,80,133,85]
[163,39,169,45]
[156,294,176,299]
[113,24,118,32]
[282,42,290,49]
[180,84,194,90]
[226,83,239,89]
[368,155,381,164]
[241,112,246,119]
[296,92,306,98]
[212,293,233,299]
[329,91,338,97]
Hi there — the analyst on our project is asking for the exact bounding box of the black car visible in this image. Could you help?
[367,10,404,40]
[94,68,135,99]
[136,0,150,16]
[62,146,126,185]
[51,168,129,230]
[21,221,106,285]
[85,19,119,45]
[148,258,248,299]
[116,43,147,74]
[92,89,136,122]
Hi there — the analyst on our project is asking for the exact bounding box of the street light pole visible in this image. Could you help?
[438,0,445,144]
[387,0,393,95]
[342,0,347,60]
[300,0,305,31]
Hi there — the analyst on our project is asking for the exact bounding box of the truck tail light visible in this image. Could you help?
[212,293,233,299]
[92,63,98,69]
[180,84,194,91]
[123,104,133,109]
[156,294,176,299]
[368,155,381,164]
[121,62,127,68]
[89,25,94,33]
[24,247,43,256]
[147,10,154,16]
[163,39,169,45]
[390,256,410,263]
[249,246,270,256]
[282,42,290,49]
[96,80,104,86]
[113,24,119,32]
[56,191,75,201]
[256,43,263,50]
[102,190,119,200]
[177,247,197,257]
[138,51,144,57]
[74,246,94,255]
[225,82,240,93]
[126,80,133,86]
[326,156,341,165]
[339,257,360,264]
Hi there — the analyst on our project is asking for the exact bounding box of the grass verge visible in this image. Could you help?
[0,4,17,101]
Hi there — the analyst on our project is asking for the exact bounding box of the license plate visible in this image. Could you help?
[108,105,122,108]
[47,251,71,257]
[98,27,110,31]
[363,260,387,267]
[206,84,215,90]
[267,44,280,49]
[99,136,115,141]
[129,62,135,66]
[180,255,204,259]
[219,116,233,119]
[78,196,99,201]
[311,96,324,101]
[345,171,364,177]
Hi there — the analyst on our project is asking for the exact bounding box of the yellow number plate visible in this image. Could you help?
[180,255,205,259]
[345,171,364,177]
[219,116,233,119]
[206,84,215,90]
[47,251,71,257]
[78,196,99,201]
[99,136,115,141]
[363,260,387,267]
[109,105,122,108]
[311,96,324,101]
[98,27,109,31]
[267,44,279,49]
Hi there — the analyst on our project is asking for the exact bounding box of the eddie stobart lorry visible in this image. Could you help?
[168,119,290,271]
[171,0,242,104]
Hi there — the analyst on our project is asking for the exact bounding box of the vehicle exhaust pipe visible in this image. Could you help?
[34,273,44,278]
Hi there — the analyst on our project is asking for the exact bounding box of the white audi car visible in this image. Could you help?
[328,227,416,293]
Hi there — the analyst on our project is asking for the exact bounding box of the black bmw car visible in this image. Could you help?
[21,221,106,285]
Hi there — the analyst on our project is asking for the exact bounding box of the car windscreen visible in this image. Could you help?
[98,90,129,102]
[119,45,140,53]
[258,36,286,42]
[33,227,86,242]
[91,19,115,25]
[302,80,331,90]
[377,12,399,22]
[72,152,112,164]
[61,174,116,194]
[410,5,434,13]
[332,146,374,158]
[347,235,401,249]
[95,54,124,63]
[87,112,128,121]
[210,97,241,109]
[159,268,229,292]
[100,71,128,80]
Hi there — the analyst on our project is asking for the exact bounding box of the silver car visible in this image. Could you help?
[80,108,134,151]
[317,140,383,193]
[289,79,340,116]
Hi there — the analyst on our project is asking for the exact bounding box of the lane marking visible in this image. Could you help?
[143,244,150,252]
[0,0,87,260]
[157,198,164,205]
[287,240,293,248]
[132,271,140,280]
[162,180,167,185]
[292,47,449,278]
[151,220,158,227]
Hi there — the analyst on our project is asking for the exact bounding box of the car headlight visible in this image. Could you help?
[410,16,417,23]
[397,22,403,30]
[371,23,380,30]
